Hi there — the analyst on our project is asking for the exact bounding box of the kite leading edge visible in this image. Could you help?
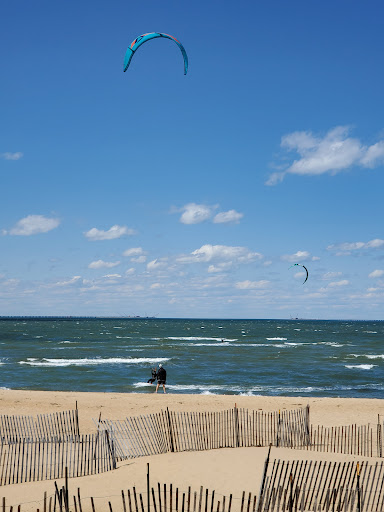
[124,32,188,75]
[289,263,309,284]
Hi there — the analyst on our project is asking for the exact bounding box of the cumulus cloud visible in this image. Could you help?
[88,260,120,269]
[55,276,82,286]
[369,269,384,278]
[1,152,23,160]
[123,247,147,263]
[235,280,270,289]
[84,225,136,241]
[213,210,243,224]
[178,203,214,224]
[281,251,311,263]
[327,238,384,254]
[328,280,349,287]
[207,262,233,273]
[266,126,384,185]
[178,244,262,265]
[123,247,144,257]
[322,271,342,280]
[147,259,168,271]
[6,215,60,236]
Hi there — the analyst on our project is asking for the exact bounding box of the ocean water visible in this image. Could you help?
[0,318,383,398]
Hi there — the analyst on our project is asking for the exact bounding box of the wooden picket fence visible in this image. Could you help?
[3,459,384,512]
[0,408,80,444]
[0,431,115,486]
[95,406,311,460]
[257,453,384,511]
[303,421,384,458]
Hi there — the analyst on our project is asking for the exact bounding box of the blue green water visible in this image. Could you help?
[0,318,383,397]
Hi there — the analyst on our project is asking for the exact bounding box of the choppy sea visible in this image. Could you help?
[0,318,383,398]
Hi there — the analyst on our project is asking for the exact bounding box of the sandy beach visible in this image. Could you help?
[0,390,383,511]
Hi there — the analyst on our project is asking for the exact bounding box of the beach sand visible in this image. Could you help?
[0,390,383,511]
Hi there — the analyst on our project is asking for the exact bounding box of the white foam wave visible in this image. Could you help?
[19,357,169,367]
[319,342,344,347]
[59,341,75,344]
[167,336,224,341]
[345,364,377,370]
[350,354,384,360]
[266,337,287,341]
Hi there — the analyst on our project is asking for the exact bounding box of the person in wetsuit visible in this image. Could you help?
[155,364,166,393]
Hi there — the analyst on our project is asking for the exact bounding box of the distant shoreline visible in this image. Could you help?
[0,316,382,321]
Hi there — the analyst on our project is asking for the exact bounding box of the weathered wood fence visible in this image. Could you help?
[4,459,384,512]
[258,458,384,511]
[95,406,311,460]
[303,421,384,458]
[0,431,115,486]
[0,408,80,444]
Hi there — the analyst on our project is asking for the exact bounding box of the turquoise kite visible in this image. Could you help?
[289,263,309,284]
[124,32,188,75]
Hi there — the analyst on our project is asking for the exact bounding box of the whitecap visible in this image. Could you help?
[345,364,377,370]
[19,357,170,367]
[266,337,287,341]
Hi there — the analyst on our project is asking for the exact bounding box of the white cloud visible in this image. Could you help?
[7,215,60,236]
[327,238,384,253]
[360,141,384,167]
[125,268,135,275]
[207,262,233,273]
[55,276,82,286]
[322,272,342,280]
[213,210,243,224]
[281,251,311,263]
[369,269,384,278]
[328,280,349,287]
[85,225,136,241]
[1,152,23,160]
[150,283,163,289]
[123,247,145,257]
[178,244,262,265]
[103,274,121,278]
[235,280,270,289]
[267,126,384,185]
[123,247,146,263]
[147,259,168,271]
[178,203,214,224]
[88,260,120,269]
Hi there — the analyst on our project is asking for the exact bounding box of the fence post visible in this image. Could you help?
[257,443,271,512]
[377,415,382,458]
[65,467,69,512]
[289,473,293,512]
[305,405,311,446]
[147,463,150,512]
[276,410,280,447]
[75,402,80,437]
[166,408,175,453]
[234,404,240,448]
[356,463,361,512]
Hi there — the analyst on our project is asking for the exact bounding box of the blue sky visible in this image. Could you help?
[1,0,384,319]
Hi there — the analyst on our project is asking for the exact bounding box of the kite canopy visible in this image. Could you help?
[123,32,188,75]
[289,263,309,284]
